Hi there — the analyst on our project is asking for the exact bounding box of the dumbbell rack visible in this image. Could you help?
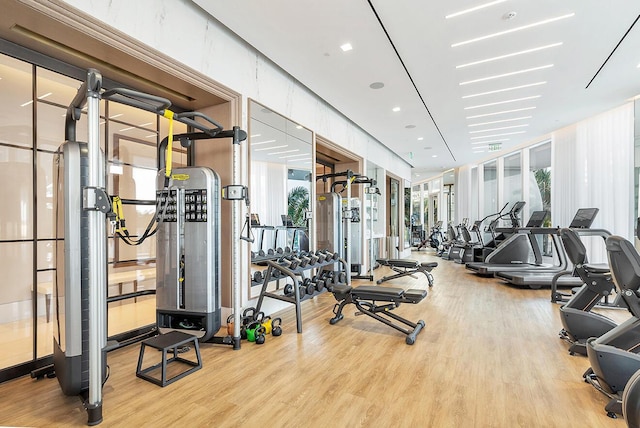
[255,253,348,333]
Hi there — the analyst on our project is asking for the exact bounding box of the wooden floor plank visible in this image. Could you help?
[0,251,629,427]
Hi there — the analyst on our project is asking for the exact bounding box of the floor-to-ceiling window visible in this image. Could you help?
[503,152,522,221]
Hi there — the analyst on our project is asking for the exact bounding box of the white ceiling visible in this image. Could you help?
[193,0,640,179]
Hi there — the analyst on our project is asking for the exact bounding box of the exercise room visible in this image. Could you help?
[1,1,640,427]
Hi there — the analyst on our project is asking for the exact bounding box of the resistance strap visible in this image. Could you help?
[163,109,174,178]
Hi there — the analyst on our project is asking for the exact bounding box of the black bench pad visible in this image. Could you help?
[377,258,438,269]
[404,289,427,302]
[352,286,404,300]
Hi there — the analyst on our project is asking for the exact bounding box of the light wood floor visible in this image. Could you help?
[0,251,630,427]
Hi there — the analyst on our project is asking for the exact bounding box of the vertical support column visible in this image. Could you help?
[85,69,104,426]
[231,126,242,350]
[344,173,352,284]
[369,188,375,277]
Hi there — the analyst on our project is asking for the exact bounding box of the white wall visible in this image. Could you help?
[59,0,412,181]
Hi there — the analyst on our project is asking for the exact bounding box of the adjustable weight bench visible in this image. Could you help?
[328,284,427,345]
[376,258,437,286]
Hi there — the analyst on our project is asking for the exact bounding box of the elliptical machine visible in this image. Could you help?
[556,228,617,355]
[584,235,640,418]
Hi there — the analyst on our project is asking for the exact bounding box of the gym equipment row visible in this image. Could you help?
[255,249,348,333]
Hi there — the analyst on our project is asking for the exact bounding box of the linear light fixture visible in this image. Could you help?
[38,92,52,100]
[252,140,276,145]
[250,133,262,138]
[466,106,536,119]
[445,0,507,19]
[472,145,489,149]
[471,139,510,144]
[456,43,563,68]
[119,126,135,132]
[280,153,310,159]
[254,144,287,151]
[469,116,532,127]
[471,131,526,139]
[340,43,353,52]
[465,95,541,110]
[139,122,153,127]
[269,149,299,155]
[452,13,575,47]
[469,124,529,134]
[460,65,553,86]
[20,100,33,107]
[392,106,401,112]
[109,113,123,119]
[462,82,546,98]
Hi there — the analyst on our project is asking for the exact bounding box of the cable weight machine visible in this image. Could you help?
[52,69,247,425]
[317,170,379,281]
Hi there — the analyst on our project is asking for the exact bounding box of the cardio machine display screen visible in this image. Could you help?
[569,208,599,229]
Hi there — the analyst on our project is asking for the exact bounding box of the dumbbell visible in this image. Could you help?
[298,256,310,268]
[283,283,295,297]
[267,248,275,256]
[308,254,319,265]
[284,246,292,254]
[253,270,264,283]
[316,252,327,264]
[337,272,347,284]
[314,279,325,292]
[302,278,315,295]
[251,251,256,260]
[276,247,284,255]
[258,249,266,257]
[332,252,340,261]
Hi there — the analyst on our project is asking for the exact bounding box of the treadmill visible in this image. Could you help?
[465,208,551,276]
[495,208,610,289]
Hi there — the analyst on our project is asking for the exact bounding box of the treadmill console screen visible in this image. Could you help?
[525,210,550,228]
[569,208,599,229]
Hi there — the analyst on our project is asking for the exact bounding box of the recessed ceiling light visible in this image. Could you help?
[460,65,553,86]
[340,43,353,52]
[280,153,309,159]
[470,131,526,139]
[462,82,546,98]
[405,125,416,129]
[432,155,438,158]
[456,43,563,69]
[469,124,529,134]
[392,107,401,112]
[252,140,276,145]
[417,137,424,141]
[465,95,541,110]
[469,116,532,127]
[255,144,287,151]
[451,13,575,47]
[445,0,507,19]
[369,82,385,89]
[466,107,536,119]
[295,125,303,129]
[473,145,489,149]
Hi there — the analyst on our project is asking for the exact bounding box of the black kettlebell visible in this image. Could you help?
[272,317,283,337]
[255,328,266,345]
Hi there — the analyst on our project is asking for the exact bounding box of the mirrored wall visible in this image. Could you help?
[248,101,313,296]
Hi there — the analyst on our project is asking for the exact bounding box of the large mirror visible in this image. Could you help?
[248,100,313,297]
